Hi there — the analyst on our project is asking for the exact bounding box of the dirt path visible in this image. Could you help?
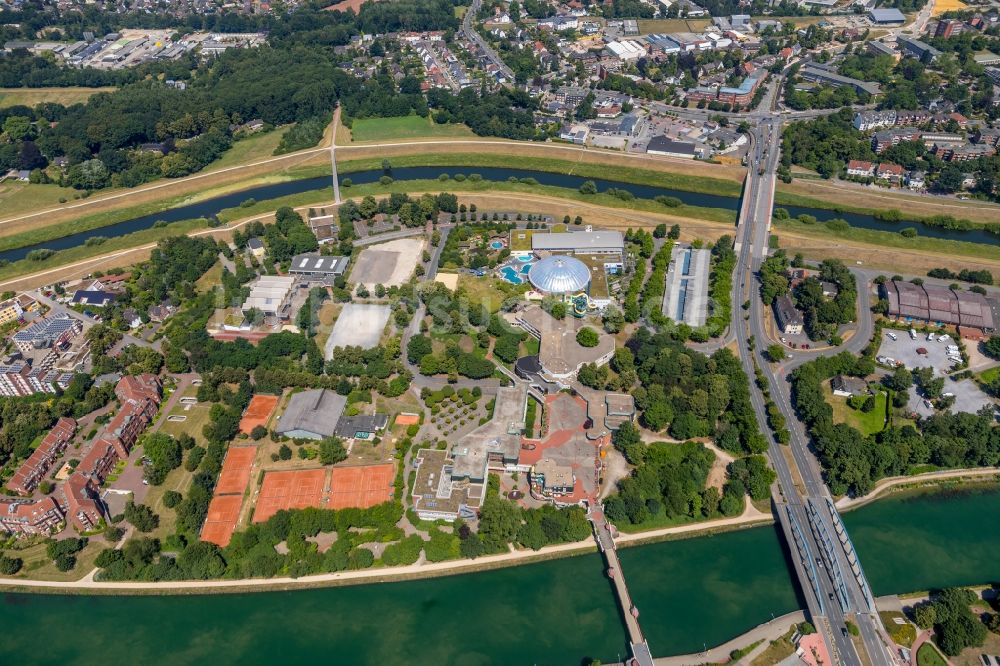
[653,610,805,665]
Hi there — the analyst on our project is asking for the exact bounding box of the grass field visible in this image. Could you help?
[0,86,115,109]
[917,643,948,666]
[825,383,888,436]
[347,115,475,143]
[7,539,101,582]
[750,627,798,666]
[207,126,290,171]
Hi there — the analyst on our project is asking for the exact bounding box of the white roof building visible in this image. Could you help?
[241,276,295,316]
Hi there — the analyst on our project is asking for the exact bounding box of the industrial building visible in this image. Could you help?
[880,280,996,331]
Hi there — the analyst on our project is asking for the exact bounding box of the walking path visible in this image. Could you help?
[835,467,1000,510]
[653,610,806,666]
[0,507,772,592]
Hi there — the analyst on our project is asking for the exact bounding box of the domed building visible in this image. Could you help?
[527,256,591,295]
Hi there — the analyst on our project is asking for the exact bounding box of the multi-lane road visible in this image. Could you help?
[732,122,898,666]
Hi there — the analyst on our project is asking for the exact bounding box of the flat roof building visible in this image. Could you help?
[647,136,698,158]
[411,448,483,522]
[275,389,347,440]
[799,63,881,96]
[664,246,711,327]
[241,275,295,317]
[451,385,527,482]
[513,306,615,381]
[289,253,349,279]
[530,230,624,255]
[868,8,905,24]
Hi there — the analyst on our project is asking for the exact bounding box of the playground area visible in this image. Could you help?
[238,395,279,435]
[253,469,328,523]
[327,464,395,509]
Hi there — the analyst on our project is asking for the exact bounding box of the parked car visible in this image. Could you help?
[886,332,898,341]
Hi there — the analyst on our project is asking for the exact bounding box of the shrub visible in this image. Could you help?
[576,327,599,348]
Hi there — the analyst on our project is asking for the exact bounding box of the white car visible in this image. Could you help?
[939,334,951,342]
[942,392,955,398]
[886,332,898,341]
[927,333,936,341]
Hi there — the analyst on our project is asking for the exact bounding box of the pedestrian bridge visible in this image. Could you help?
[588,505,654,666]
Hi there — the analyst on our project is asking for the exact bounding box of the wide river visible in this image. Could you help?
[2,165,996,263]
[1,485,997,664]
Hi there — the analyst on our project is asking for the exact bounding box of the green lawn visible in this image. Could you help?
[207,126,290,171]
[824,383,888,436]
[917,643,948,666]
[348,115,475,142]
[979,366,1000,384]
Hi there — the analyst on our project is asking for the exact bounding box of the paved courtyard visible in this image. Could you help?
[350,237,425,288]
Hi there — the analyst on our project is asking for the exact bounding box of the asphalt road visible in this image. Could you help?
[732,123,898,666]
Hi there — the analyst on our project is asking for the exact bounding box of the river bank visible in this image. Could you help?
[0,485,997,664]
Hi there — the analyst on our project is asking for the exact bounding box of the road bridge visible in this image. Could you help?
[589,505,654,666]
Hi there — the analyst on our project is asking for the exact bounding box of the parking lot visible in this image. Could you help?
[908,376,994,417]
[876,330,963,376]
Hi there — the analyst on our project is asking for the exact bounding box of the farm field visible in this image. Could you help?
[0,86,116,108]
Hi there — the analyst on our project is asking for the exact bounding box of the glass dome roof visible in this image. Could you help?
[527,255,590,294]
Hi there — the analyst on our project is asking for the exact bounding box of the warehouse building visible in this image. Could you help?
[530,230,624,256]
[880,280,996,331]
[289,253,349,281]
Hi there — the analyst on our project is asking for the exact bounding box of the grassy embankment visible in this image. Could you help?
[0,153,741,253]
[776,180,1000,227]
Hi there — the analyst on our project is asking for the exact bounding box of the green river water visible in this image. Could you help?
[2,485,998,665]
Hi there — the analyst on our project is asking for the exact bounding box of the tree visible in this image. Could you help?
[278,444,292,460]
[477,496,522,552]
[124,501,160,533]
[653,224,667,238]
[667,224,681,240]
[576,327,599,348]
[0,553,22,575]
[319,437,347,465]
[163,490,182,509]
[765,344,786,362]
[579,180,597,194]
[983,336,1000,360]
[250,425,268,440]
[612,422,644,464]
[602,306,625,333]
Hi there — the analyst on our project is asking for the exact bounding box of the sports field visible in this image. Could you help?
[0,86,116,109]
[253,469,328,523]
[347,115,474,142]
[328,464,395,509]
[215,446,258,495]
[239,394,279,434]
[201,495,244,547]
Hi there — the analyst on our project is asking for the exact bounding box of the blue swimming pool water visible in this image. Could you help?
[500,266,523,284]
[516,255,533,262]
[490,240,504,250]
[520,263,533,274]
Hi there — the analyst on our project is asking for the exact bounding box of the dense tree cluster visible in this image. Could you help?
[629,329,767,453]
[792,352,1000,495]
[793,259,857,341]
[913,588,988,656]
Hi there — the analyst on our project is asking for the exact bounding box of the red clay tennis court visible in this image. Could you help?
[239,394,279,434]
[215,446,257,496]
[394,413,420,427]
[328,464,395,509]
[253,469,328,523]
[201,494,244,547]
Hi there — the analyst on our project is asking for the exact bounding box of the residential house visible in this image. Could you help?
[774,296,804,335]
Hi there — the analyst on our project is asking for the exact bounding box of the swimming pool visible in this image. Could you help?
[516,254,533,262]
[490,240,505,250]
[500,266,523,284]
[499,261,534,284]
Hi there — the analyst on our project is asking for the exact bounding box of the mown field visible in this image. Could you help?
[0,86,116,108]
[346,115,475,142]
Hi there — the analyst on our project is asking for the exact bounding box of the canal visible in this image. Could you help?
[1,485,997,665]
[2,165,995,263]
